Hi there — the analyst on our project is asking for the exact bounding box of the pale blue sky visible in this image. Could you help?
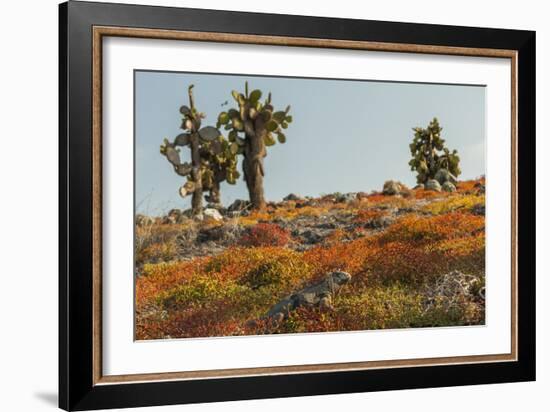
[135,71,485,215]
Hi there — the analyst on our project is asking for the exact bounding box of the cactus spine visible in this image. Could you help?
[217,82,292,209]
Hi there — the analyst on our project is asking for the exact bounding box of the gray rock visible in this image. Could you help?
[292,229,325,245]
[335,192,357,203]
[441,181,457,192]
[295,199,317,208]
[383,181,410,196]
[434,169,458,185]
[302,230,324,244]
[266,271,352,320]
[176,227,198,246]
[383,180,408,196]
[472,203,485,216]
[474,182,486,194]
[205,202,225,211]
[203,208,224,222]
[425,179,442,192]
[283,193,303,201]
[364,215,394,229]
[227,199,251,213]
[165,208,189,224]
[397,207,415,214]
[136,214,154,227]
[162,210,180,224]
[316,222,337,230]
[197,224,244,244]
[168,208,182,217]
[271,217,290,227]
[413,184,425,190]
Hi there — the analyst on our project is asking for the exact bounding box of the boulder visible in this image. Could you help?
[227,199,251,213]
[441,181,457,192]
[283,193,303,201]
[472,203,485,216]
[266,271,352,321]
[474,182,486,194]
[364,215,394,229]
[135,214,154,227]
[166,208,188,224]
[197,224,244,244]
[203,208,223,222]
[299,229,324,245]
[335,192,357,203]
[396,207,415,215]
[425,179,442,192]
[383,180,401,195]
[295,199,317,208]
[434,169,458,185]
[168,208,181,217]
[205,202,225,211]
[161,214,177,225]
[176,226,198,246]
[316,222,337,230]
[382,180,409,196]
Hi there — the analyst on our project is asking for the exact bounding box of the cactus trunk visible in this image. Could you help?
[189,132,203,215]
[209,180,221,206]
[243,125,266,210]
[187,84,203,215]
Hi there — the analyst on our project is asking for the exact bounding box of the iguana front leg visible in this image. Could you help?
[319,293,333,311]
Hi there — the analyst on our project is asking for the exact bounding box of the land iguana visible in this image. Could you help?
[265,271,352,323]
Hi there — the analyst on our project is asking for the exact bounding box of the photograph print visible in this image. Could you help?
[134,71,486,340]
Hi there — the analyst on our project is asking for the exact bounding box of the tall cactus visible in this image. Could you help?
[409,117,461,184]
[160,85,237,215]
[217,82,292,209]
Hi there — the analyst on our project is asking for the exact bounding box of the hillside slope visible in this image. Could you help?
[135,178,486,339]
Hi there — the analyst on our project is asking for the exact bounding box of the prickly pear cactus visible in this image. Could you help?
[160,85,235,214]
[216,81,292,209]
[408,117,461,184]
[199,134,240,206]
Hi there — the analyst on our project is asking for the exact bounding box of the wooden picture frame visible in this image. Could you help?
[59,1,535,410]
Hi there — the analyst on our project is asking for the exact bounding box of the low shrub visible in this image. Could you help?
[136,241,178,265]
[136,259,207,306]
[457,177,485,193]
[241,260,299,290]
[378,212,484,245]
[422,194,485,215]
[355,209,388,224]
[238,223,291,247]
[135,179,487,339]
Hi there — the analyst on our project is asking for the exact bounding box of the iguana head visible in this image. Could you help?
[329,271,352,285]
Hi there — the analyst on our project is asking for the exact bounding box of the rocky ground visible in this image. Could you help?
[135,177,486,340]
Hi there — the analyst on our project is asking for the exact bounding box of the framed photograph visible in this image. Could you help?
[59,1,535,410]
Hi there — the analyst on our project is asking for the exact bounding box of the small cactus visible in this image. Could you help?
[408,118,461,184]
